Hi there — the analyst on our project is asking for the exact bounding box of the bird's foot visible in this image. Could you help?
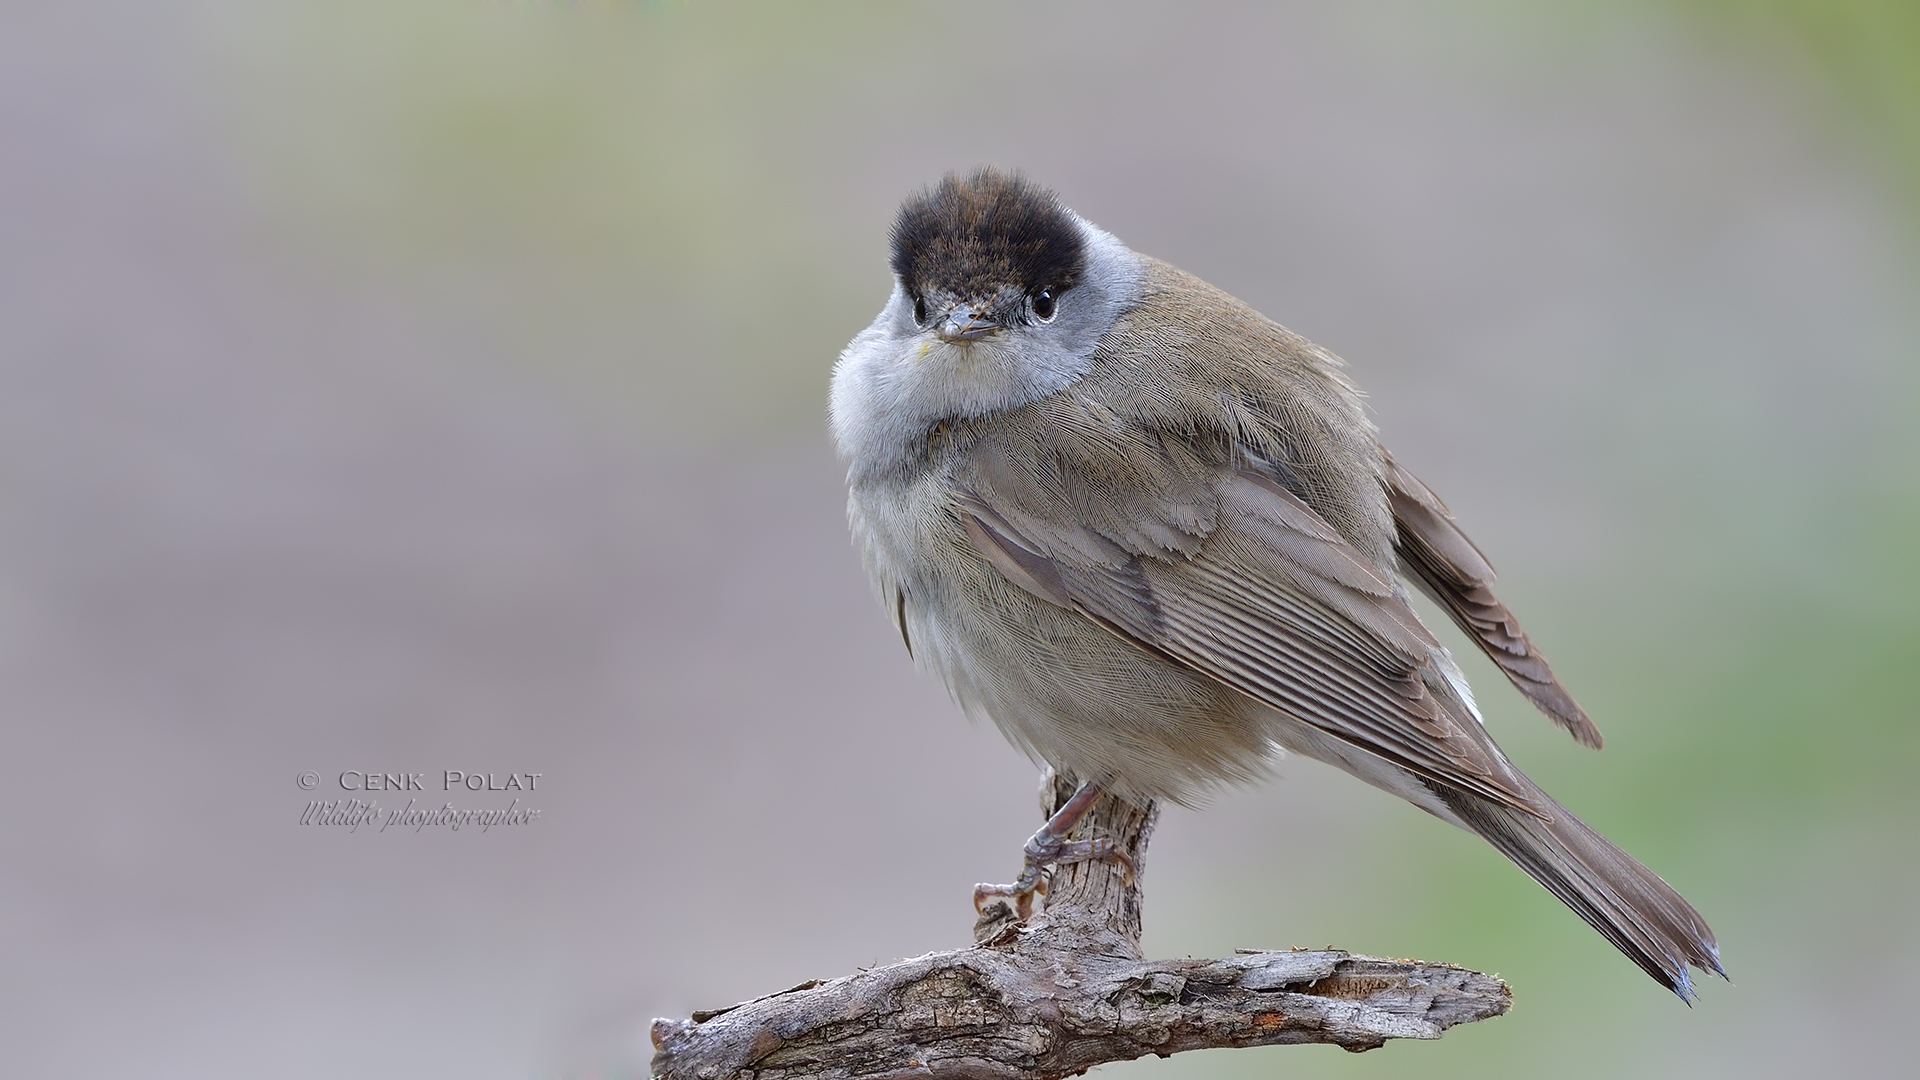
[972,802,1134,921]
[973,836,1132,920]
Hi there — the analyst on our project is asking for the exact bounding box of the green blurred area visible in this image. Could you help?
[1674,0,1920,219]
[230,0,896,441]
[213,2,1918,1076]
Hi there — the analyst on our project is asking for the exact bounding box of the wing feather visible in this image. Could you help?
[1383,453,1605,748]
[957,437,1545,816]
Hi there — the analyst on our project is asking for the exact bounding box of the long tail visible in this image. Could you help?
[1431,779,1725,1000]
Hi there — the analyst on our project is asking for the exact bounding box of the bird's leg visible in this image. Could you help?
[973,779,1135,920]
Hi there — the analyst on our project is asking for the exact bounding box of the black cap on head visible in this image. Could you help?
[889,169,1087,302]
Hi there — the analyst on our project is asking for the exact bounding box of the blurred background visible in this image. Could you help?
[2,1,1916,1077]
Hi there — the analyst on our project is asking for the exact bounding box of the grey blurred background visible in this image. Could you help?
[2,1,1916,1077]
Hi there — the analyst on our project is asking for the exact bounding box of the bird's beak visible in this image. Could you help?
[936,305,999,343]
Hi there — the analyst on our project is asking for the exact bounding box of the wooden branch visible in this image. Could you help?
[651,773,1510,1080]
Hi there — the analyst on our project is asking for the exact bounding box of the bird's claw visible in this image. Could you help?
[972,833,1134,920]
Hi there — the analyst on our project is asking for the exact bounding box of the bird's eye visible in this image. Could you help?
[912,296,928,326]
[1031,288,1057,322]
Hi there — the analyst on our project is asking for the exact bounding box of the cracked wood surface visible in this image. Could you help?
[650,774,1510,1080]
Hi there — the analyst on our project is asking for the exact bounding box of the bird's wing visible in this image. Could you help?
[1382,452,1604,749]
[955,428,1545,817]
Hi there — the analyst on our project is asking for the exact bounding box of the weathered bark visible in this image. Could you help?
[651,773,1509,1080]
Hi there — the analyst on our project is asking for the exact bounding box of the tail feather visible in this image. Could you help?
[1432,780,1724,1000]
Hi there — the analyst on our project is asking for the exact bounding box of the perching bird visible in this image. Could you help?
[829,168,1723,999]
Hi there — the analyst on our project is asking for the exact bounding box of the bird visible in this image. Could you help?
[828,167,1723,1000]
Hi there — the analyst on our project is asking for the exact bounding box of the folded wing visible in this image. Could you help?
[1383,453,1604,748]
[956,431,1545,818]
